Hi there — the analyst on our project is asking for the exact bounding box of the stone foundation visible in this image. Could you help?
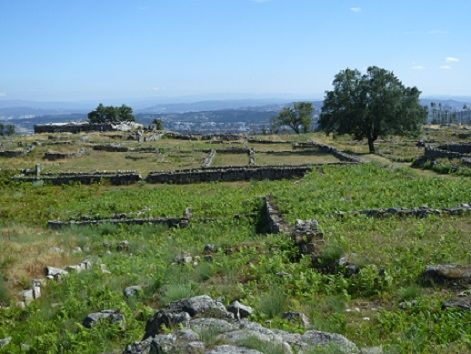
[14,171,142,185]
[293,141,362,163]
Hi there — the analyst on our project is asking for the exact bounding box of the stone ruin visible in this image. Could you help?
[292,141,362,163]
[48,208,192,229]
[44,148,87,161]
[146,165,313,184]
[415,142,471,167]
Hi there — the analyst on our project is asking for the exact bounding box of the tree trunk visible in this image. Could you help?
[367,137,375,153]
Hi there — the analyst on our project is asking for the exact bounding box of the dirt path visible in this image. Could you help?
[361,154,459,179]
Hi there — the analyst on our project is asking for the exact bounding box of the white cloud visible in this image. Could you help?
[445,56,460,63]
[350,7,362,13]
[440,65,452,70]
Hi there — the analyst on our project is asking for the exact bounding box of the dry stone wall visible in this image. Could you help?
[293,141,362,163]
[14,171,142,185]
[146,165,313,184]
[34,123,115,134]
[48,208,191,229]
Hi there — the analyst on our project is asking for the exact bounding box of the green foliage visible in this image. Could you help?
[319,66,427,153]
[150,118,164,130]
[272,102,313,134]
[87,103,135,124]
[0,123,15,136]
[235,336,286,354]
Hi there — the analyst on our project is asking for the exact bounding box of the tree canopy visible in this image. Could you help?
[272,102,313,134]
[87,103,135,124]
[319,66,427,153]
[0,123,15,136]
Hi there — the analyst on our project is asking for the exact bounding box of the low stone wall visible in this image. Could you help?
[335,203,471,218]
[249,148,256,165]
[14,171,142,185]
[92,144,129,152]
[248,138,292,144]
[424,146,466,160]
[146,165,312,184]
[44,149,86,161]
[0,149,26,158]
[48,209,191,229]
[215,147,251,154]
[293,141,362,163]
[437,143,471,155]
[202,149,216,168]
[258,196,291,234]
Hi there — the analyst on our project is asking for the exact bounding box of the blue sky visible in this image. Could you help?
[0,0,470,101]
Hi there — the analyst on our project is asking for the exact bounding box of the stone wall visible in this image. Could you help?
[258,196,291,234]
[437,143,471,154]
[44,149,86,161]
[202,149,216,168]
[146,165,313,184]
[335,203,471,218]
[424,146,466,160]
[48,208,191,229]
[293,141,362,163]
[248,138,292,144]
[14,171,142,185]
[92,144,129,152]
[0,149,26,158]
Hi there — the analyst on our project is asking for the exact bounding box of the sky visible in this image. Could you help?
[0,0,470,101]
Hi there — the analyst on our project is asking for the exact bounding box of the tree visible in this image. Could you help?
[87,103,135,124]
[319,66,427,153]
[272,102,313,134]
[0,123,15,136]
[150,118,164,130]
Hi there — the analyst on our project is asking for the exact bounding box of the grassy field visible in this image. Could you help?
[1,129,471,353]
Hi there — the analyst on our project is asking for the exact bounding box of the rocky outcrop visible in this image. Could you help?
[123,295,359,354]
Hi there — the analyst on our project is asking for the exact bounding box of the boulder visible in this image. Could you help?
[282,311,311,328]
[82,309,124,328]
[175,252,193,265]
[124,285,142,298]
[302,330,359,353]
[422,264,471,285]
[227,300,254,319]
[0,337,12,348]
[45,266,68,279]
[442,296,471,311]
[206,345,263,354]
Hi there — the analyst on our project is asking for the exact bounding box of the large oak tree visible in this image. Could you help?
[319,66,427,153]
[272,102,313,134]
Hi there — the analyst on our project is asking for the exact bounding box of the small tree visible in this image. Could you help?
[272,102,313,134]
[150,118,164,130]
[319,66,427,153]
[0,123,15,136]
[88,103,135,124]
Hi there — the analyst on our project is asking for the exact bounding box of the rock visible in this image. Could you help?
[20,289,34,304]
[79,259,92,270]
[206,345,263,354]
[227,300,254,319]
[204,255,213,262]
[283,311,311,328]
[0,337,12,348]
[174,252,193,265]
[302,330,359,353]
[82,309,124,328]
[72,246,82,254]
[117,240,130,252]
[442,296,471,311]
[203,244,216,254]
[125,295,358,354]
[144,295,233,338]
[422,264,471,285]
[32,279,42,299]
[124,285,142,298]
[66,265,84,273]
[100,264,111,274]
[399,300,418,310]
[45,266,68,279]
